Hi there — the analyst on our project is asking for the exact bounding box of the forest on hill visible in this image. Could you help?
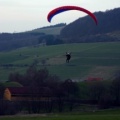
[60,8,120,43]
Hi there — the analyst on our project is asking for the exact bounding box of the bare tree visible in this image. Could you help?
[111,76,120,105]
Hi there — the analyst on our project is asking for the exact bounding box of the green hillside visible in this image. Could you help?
[0,42,120,81]
[31,26,65,35]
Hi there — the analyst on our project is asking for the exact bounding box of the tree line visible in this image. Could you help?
[0,66,120,115]
[0,32,64,51]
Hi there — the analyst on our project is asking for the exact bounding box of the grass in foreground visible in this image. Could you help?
[1,110,120,120]
[0,114,120,120]
[0,115,120,120]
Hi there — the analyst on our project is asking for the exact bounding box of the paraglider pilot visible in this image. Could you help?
[66,52,71,63]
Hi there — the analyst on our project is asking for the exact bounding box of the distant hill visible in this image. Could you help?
[30,26,65,35]
[29,23,66,35]
[60,8,120,43]
[0,24,65,51]
[0,7,120,52]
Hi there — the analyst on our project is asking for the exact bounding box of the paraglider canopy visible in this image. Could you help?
[47,6,98,25]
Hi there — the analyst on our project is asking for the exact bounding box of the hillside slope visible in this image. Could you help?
[60,8,120,43]
[0,24,65,51]
[0,42,120,81]
[31,23,66,35]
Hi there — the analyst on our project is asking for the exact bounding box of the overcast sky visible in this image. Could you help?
[0,0,120,33]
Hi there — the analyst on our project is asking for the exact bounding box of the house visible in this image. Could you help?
[3,87,52,101]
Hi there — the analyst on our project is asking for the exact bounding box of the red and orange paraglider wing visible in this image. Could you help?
[47,6,98,25]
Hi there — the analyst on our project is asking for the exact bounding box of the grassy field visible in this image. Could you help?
[0,109,120,120]
[0,42,120,81]
[30,26,65,35]
[0,115,120,120]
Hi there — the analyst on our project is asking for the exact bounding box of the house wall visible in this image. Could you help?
[3,88,11,101]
